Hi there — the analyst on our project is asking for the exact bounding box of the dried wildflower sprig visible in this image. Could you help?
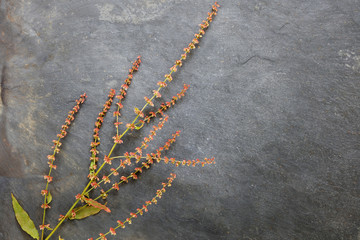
[91,173,176,240]
[40,3,220,239]
[40,93,87,239]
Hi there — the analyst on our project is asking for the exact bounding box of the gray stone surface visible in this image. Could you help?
[1,0,360,239]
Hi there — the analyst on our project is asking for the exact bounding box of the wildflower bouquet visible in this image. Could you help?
[10,2,220,239]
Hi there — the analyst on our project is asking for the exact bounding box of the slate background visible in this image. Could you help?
[1,0,360,240]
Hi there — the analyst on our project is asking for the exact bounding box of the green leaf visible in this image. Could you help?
[11,193,40,240]
[46,191,52,204]
[82,197,111,213]
[69,205,102,220]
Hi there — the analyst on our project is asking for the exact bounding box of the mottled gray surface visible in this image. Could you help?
[1,0,360,239]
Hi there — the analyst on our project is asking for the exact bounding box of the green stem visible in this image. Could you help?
[45,198,80,240]
[45,176,92,240]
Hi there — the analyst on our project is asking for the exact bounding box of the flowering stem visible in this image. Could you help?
[44,2,220,238]
[88,89,115,179]
[40,93,87,240]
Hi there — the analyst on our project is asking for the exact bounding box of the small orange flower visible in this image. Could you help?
[120,176,128,183]
[144,96,154,106]
[111,168,119,176]
[41,203,51,209]
[137,208,143,215]
[131,172,138,180]
[44,175,53,183]
[91,181,99,188]
[75,194,82,200]
[157,81,167,87]
[112,183,119,191]
[99,233,107,240]
[152,90,161,98]
[109,227,116,235]
[117,220,125,228]
[104,155,112,165]
[39,224,50,230]
[170,65,178,72]
[71,210,76,218]
[102,175,110,184]
[112,135,123,144]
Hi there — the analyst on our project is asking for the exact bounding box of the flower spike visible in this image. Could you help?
[89,89,116,179]
[40,93,86,239]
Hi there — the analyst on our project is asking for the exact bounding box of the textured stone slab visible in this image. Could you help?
[1,1,360,239]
